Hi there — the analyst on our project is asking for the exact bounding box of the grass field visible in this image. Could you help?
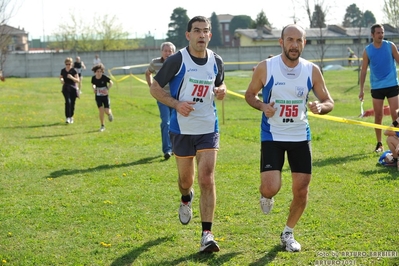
[0,69,398,266]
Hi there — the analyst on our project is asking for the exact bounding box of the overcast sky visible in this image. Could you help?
[9,0,385,40]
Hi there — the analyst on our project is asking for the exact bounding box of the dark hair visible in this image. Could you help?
[92,63,105,73]
[187,16,211,32]
[371,23,383,34]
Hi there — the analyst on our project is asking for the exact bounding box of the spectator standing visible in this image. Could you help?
[359,23,399,152]
[145,42,176,160]
[93,54,101,66]
[347,47,356,67]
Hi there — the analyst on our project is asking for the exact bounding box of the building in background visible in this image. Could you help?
[0,25,29,52]
[216,14,235,47]
[234,24,399,47]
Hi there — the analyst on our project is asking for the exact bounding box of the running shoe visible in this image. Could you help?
[179,189,194,225]
[260,196,274,214]
[375,142,383,153]
[164,152,172,160]
[199,230,220,253]
[280,232,301,252]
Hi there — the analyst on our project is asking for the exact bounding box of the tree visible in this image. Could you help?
[229,15,253,36]
[166,7,189,48]
[252,10,272,28]
[49,13,134,52]
[95,15,130,51]
[0,0,18,79]
[342,4,376,28]
[208,12,223,47]
[342,4,363,27]
[362,11,376,27]
[383,0,399,29]
[310,4,326,28]
[308,3,329,72]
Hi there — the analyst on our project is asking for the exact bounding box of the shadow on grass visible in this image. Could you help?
[47,155,161,178]
[343,85,358,94]
[361,165,399,181]
[109,236,241,265]
[27,131,99,139]
[3,122,62,129]
[148,251,242,266]
[312,153,369,168]
[248,245,282,266]
[110,236,170,266]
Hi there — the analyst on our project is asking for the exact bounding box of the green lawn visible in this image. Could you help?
[0,69,398,266]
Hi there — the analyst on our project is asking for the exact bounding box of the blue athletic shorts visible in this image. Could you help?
[170,132,219,157]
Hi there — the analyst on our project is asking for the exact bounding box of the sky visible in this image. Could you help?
[8,0,386,40]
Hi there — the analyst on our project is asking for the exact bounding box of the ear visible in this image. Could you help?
[279,38,283,47]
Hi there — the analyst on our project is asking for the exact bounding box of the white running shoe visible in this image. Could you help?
[178,189,194,225]
[280,232,301,252]
[65,117,70,124]
[260,196,274,214]
[70,117,74,124]
[99,125,105,132]
[199,230,220,253]
[108,113,114,122]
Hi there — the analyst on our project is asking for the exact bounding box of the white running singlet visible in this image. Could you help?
[261,55,314,142]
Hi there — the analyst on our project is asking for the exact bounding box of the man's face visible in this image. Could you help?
[372,27,384,42]
[161,46,174,60]
[186,21,212,53]
[280,26,305,62]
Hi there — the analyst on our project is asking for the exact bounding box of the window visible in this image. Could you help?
[224,24,229,31]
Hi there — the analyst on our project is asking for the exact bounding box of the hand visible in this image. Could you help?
[214,87,226,100]
[308,101,322,114]
[67,74,73,79]
[359,92,364,101]
[263,102,277,118]
[176,101,195,117]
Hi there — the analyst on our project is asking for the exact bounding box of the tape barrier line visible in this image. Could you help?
[226,88,399,132]
[110,63,399,132]
[131,74,147,84]
[307,113,399,131]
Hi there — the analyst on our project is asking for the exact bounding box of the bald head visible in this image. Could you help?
[281,24,306,40]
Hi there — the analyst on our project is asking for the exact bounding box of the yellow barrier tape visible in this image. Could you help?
[307,113,399,131]
[110,62,399,132]
[224,58,362,65]
[131,74,147,84]
[226,87,399,132]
